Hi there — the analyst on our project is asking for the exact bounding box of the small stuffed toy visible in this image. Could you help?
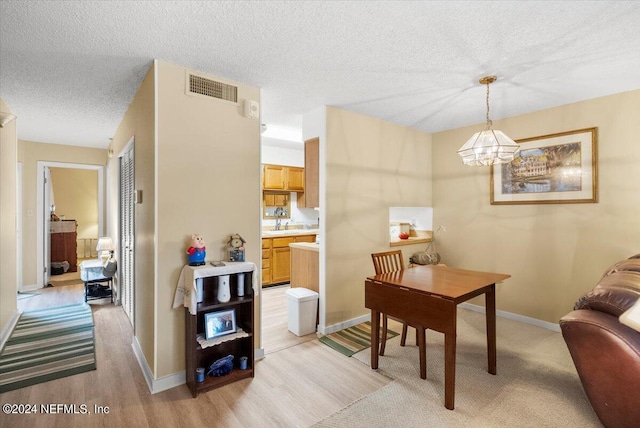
[186,234,206,266]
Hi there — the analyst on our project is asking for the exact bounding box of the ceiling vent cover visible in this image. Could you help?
[187,73,237,103]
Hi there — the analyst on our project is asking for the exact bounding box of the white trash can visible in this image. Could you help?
[285,287,319,336]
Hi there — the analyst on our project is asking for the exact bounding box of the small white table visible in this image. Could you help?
[80,259,113,303]
[173,262,257,315]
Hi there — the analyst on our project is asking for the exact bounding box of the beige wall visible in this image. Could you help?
[0,98,18,329]
[155,61,261,377]
[49,168,99,255]
[17,141,107,287]
[432,89,640,323]
[324,106,432,327]
[107,62,156,369]
[107,61,261,379]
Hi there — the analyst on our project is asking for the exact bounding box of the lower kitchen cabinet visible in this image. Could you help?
[261,234,316,286]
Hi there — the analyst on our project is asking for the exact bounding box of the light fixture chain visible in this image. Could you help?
[486,80,492,128]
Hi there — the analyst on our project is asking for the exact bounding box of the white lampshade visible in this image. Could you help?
[96,237,114,252]
[458,75,520,166]
[457,129,520,166]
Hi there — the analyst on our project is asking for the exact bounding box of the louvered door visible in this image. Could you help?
[119,143,135,326]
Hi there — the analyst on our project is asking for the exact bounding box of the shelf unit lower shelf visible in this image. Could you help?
[193,366,254,396]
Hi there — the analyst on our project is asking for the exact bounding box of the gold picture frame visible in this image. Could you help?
[490,127,598,205]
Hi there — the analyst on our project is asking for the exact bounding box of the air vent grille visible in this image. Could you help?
[188,74,237,102]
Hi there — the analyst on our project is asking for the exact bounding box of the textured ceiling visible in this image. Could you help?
[1,1,640,148]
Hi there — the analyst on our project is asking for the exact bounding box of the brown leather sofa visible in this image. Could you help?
[560,254,640,428]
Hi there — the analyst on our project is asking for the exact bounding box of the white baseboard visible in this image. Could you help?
[131,339,265,394]
[21,283,41,292]
[459,302,561,332]
[254,347,265,361]
[131,336,185,394]
[320,313,370,335]
[0,310,21,353]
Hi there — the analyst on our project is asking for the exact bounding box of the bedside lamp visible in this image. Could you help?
[96,237,115,263]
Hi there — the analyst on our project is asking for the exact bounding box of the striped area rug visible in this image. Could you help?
[0,303,96,393]
[319,322,399,357]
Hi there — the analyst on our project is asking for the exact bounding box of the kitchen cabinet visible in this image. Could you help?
[271,246,292,284]
[261,239,271,285]
[264,193,288,207]
[271,237,295,284]
[263,165,285,190]
[297,138,319,208]
[286,167,304,192]
[261,233,317,286]
[290,243,319,293]
[262,164,305,192]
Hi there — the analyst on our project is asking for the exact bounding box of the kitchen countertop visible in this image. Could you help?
[289,242,319,252]
[262,229,319,237]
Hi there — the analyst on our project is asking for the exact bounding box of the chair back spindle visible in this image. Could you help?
[371,250,405,275]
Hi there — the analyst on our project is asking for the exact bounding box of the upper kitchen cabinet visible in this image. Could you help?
[262,164,305,192]
[298,137,319,208]
[263,164,285,190]
[286,167,304,192]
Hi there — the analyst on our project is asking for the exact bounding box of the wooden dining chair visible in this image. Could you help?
[371,250,410,356]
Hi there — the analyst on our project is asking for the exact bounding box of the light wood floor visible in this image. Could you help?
[261,284,317,354]
[3,284,391,427]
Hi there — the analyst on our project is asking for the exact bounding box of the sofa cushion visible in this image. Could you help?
[602,258,640,277]
[575,271,640,316]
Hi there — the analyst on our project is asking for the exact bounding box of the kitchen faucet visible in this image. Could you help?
[274,207,285,231]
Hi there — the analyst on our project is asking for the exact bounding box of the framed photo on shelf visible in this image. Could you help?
[490,127,598,205]
[205,308,237,340]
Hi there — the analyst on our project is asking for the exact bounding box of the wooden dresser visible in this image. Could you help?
[50,219,77,272]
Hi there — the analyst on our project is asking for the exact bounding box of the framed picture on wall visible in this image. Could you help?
[490,127,598,205]
[205,309,237,340]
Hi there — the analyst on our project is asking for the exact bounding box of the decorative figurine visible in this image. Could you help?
[187,234,206,266]
[227,233,246,262]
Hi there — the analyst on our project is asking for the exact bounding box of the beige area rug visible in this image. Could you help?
[48,278,84,287]
[313,308,601,428]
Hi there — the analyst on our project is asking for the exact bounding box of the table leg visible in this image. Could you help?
[486,284,497,375]
[418,326,426,379]
[371,310,380,370]
[444,331,457,410]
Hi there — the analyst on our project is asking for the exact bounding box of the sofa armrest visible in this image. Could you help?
[560,310,640,428]
[574,271,640,316]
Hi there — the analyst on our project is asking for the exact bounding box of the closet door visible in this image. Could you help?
[119,143,135,326]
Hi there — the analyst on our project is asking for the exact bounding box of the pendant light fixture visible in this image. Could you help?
[457,76,520,166]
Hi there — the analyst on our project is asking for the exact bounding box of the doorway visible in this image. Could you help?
[35,161,104,294]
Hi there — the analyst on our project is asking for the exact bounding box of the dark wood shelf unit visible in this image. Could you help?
[185,270,255,397]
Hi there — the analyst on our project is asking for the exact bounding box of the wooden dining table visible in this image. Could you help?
[365,264,510,410]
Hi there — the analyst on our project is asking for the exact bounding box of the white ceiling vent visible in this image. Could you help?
[186,72,238,103]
